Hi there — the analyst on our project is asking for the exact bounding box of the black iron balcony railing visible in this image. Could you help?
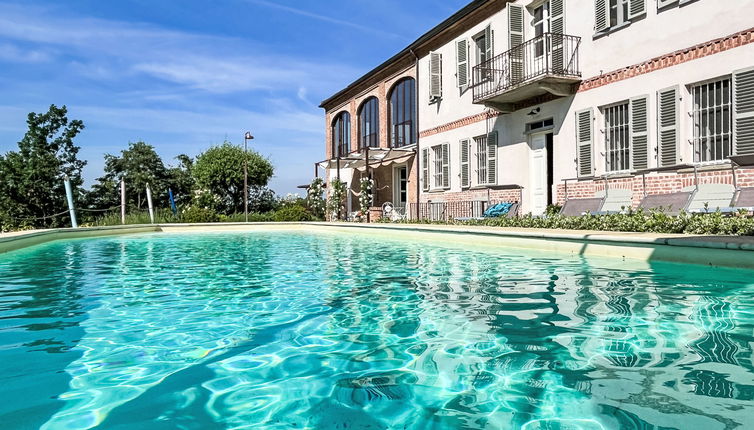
[472,33,581,103]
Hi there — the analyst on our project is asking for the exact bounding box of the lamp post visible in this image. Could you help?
[244,131,254,222]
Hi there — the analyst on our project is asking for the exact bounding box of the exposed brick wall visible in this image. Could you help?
[421,188,523,210]
[578,26,754,92]
[556,167,754,208]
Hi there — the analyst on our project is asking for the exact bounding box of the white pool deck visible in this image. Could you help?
[2,222,754,270]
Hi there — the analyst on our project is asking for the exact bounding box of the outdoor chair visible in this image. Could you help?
[637,191,694,216]
[684,184,736,213]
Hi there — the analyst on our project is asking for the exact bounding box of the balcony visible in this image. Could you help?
[472,33,581,111]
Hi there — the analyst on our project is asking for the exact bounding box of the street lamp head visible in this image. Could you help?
[244,132,254,140]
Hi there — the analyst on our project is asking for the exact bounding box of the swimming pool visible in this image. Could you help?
[1,230,753,429]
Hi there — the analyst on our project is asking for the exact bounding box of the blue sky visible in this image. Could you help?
[0,0,469,195]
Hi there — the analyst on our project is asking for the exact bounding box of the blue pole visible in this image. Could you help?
[169,189,178,215]
[63,175,78,228]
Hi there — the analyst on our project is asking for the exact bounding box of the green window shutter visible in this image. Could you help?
[508,4,524,84]
[422,148,429,191]
[733,67,754,156]
[657,86,680,166]
[456,39,469,88]
[628,0,646,19]
[460,139,470,188]
[551,0,565,73]
[595,0,609,32]
[442,143,450,188]
[429,52,442,101]
[576,109,594,177]
[487,131,498,185]
[630,95,650,170]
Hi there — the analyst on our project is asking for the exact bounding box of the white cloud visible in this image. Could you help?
[0,42,53,63]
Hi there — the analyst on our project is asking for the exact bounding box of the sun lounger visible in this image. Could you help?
[560,197,603,216]
[684,184,736,213]
[733,187,754,210]
[590,188,633,215]
[455,202,519,221]
[637,191,693,215]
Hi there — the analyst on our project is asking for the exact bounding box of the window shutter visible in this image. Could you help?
[484,24,493,60]
[657,86,680,166]
[595,0,609,32]
[630,95,650,170]
[460,139,470,188]
[508,5,524,83]
[456,39,469,88]
[487,131,498,185]
[429,52,442,101]
[733,67,754,156]
[422,148,429,191]
[628,0,646,19]
[576,109,594,177]
[551,0,565,73]
[441,143,450,188]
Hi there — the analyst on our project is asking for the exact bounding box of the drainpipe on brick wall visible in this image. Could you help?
[411,48,420,220]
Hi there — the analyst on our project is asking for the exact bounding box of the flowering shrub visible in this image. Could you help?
[326,179,346,221]
[307,177,325,218]
[359,177,374,215]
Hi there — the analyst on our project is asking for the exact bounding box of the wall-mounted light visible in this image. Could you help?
[527,107,541,116]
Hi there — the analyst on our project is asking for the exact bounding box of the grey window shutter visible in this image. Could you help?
[484,24,493,60]
[456,39,469,88]
[429,52,442,101]
[657,86,680,167]
[487,131,498,185]
[628,0,646,19]
[734,67,754,155]
[508,5,524,84]
[576,109,594,177]
[551,0,565,73]
[595,0,609,32]
[630,95,650,170]
[460,139,470,188]
[422,148,429,191]
[441,143,450,188]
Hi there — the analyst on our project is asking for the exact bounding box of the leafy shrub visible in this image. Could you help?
[180,206,220,223]
[272,204,313,222]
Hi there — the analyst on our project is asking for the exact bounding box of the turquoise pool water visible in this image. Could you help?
[1,231,753,429]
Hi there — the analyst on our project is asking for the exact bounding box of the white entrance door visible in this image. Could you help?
[529,134,548,215]
[393,166,408,209]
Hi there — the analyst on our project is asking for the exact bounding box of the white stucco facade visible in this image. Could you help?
[416,0,754,215]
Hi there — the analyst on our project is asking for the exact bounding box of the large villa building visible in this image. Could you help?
[319,0,754,218]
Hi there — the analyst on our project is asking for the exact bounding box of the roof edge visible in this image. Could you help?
[319,0,496,110]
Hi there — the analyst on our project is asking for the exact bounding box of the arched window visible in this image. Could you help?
[389,78,416,148]
[358,97,379,148]
[332,111,351,157]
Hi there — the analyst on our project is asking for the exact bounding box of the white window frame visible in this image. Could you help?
[602,100,631,172]
[474,134,490,185]
[689,76,733,163]
[432,145,444,189]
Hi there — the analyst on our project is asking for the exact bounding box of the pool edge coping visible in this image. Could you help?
[3,222,754,269]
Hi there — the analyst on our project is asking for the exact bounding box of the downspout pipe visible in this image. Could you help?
[411,48,420,221]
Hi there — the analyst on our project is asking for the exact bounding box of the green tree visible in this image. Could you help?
[0,105,85,230]
[192,142,274,214]
[167,154,195,207]
[87,141,170,210]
